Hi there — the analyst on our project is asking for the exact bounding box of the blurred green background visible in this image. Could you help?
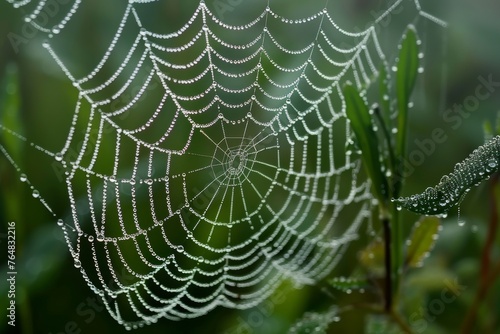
[1,0,500,333]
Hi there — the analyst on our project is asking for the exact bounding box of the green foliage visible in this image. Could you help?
[405,216,440,268]
[344,84,388,204]
[340,20,500,334]
[394,136,500,215]
[395,27,419,163]
[345,23,424,318]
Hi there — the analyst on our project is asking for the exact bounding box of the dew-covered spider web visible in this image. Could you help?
[1,0,446,329]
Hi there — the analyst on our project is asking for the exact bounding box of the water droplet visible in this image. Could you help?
[458,220,465,227]
[74,259,81,268]
[145,179,153,185]
[20,174,27,182]
[57,219,64,226]
[177,245,184,253]
[96,234,104,242]
[488,159,497,168]
[88,235,94,242]
[32,190,40,198]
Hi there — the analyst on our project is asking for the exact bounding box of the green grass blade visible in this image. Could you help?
[344,83,388,203]
[396,26,419,161]
[394,136,500,215]
[405,216,440,268]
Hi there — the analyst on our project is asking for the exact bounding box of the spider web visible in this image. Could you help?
[2,0,445,329]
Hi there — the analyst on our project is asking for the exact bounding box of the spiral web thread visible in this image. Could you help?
[2,0,445,328]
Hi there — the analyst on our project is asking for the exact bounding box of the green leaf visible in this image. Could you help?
[396,26,419,161]
[394,136,500,215]
[328,276,369,293]
[344,84,388,202]
[405,216,440,267]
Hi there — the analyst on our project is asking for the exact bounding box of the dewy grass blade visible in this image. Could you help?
[394,136,500,215]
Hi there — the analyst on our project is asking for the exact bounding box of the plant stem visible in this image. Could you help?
[390,203,402,306]
[374,106,402,309]
[480,174,499,282]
